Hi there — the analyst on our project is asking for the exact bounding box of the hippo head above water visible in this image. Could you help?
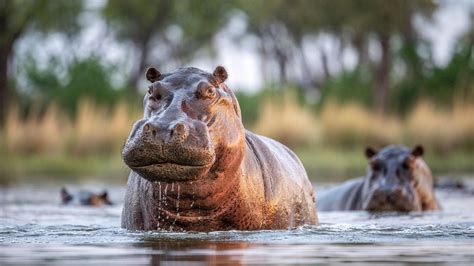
[362,145,439,212]
[122,66,243,182]
[121,66,317,231]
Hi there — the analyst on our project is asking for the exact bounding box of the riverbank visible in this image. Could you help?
[1,148,472,184]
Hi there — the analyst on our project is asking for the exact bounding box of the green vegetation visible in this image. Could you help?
[1,145,472,185]
[0,154,128,185]
[1,0,473,184]
[1,94,472,185]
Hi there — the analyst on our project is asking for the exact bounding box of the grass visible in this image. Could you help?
[253,92,321,147]
[0,154,129,185]
[1,95,473,184]
[1,147,471,185]
[296,147,474,182]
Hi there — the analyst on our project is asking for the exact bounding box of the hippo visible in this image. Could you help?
[60,187,112,206]
[121,66,318,231]
[317,145,439,212]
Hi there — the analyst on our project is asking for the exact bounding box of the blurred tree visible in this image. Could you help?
[24,56,122,116]
[334,0,437,114]
[102,0,233,94]
[424,18,474,105]
[0,0,83,124]
[238,0,296,85]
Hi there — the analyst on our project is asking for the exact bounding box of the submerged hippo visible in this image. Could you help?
[317,145,439,212]
[121,66,317,231]
[60,187,112,206]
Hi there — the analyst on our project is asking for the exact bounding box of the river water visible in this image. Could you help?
[0,182,473,265]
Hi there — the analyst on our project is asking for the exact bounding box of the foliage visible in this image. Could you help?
[2,99,474,182]
[102,0,234,89]
[0,0,84,123]
[22,56,124,116]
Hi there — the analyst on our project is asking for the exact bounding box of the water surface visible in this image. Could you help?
[1,182,473,265]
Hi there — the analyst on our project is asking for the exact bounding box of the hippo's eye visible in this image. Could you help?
[147,87,162,102]
[371,160,383,172]
[402,161,410,170]
[198,85,217,99]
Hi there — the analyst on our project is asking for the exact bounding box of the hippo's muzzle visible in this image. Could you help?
[363,185,421,212]
[122,118,215,182]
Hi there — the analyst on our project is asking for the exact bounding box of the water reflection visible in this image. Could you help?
[137,240,252,265]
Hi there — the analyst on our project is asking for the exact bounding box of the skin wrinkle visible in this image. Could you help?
[318,145,439,212]
[121,66,317,231]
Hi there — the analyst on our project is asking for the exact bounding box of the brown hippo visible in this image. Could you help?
[317,145,439,212]
[60,187,112,206]
[121,66,317,231]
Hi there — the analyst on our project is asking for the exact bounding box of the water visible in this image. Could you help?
[1,182,473,265]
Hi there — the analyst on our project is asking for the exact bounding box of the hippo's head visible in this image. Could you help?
[362,145,437,212]
[122,66,245,182]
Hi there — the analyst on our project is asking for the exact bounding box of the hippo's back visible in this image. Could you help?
[317,178,365,211]
[245,131,318,225]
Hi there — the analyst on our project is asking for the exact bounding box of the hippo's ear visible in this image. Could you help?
[213,66,228,83]
[365,147,377,159]
[100,191,113,205]
[60,187,72,204]
[99,191,108,199]
[145,67,161,83]
[412,145,424,157]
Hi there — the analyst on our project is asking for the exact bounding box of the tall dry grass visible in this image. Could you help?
[253,92,321,147]
[3,100,140,156]
[253,93,474,153]
[2,96,473,157]
[5,103,69,155]
[320,101,402,147]
[406,101,474,153]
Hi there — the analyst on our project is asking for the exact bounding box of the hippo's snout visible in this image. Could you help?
[143,121,189,143]
[371,187,404,204]
[365,186,420,212]
[122,118,215,182]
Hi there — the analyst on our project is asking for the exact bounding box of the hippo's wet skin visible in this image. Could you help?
[121,66,318,231]
[318,145,439,212]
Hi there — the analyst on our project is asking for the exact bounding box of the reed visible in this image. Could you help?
[3,100,140,156]
[4,103,68,155]
[406,101,474,153]
[253,92,321,147]
[253,94,473,152]
[320,101,401,147]
[2,97,473,156]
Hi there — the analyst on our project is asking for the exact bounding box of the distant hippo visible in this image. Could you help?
[60,187,112,206]
[121,66,318,231]
[317,145,439,212]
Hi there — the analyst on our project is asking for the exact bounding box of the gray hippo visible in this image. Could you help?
[60,187,112,206]
[317,145,439,212]
[121,66,318,231]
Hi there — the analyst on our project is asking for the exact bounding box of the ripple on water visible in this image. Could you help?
[0,184,473,264]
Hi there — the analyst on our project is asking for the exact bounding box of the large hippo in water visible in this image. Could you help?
[318,145,439,212]
[121,66,317,231]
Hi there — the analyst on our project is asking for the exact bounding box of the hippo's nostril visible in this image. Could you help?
[172,122,188,139]
[143,123,157,138]
[143,123,150,132]
[393,187,403,196]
